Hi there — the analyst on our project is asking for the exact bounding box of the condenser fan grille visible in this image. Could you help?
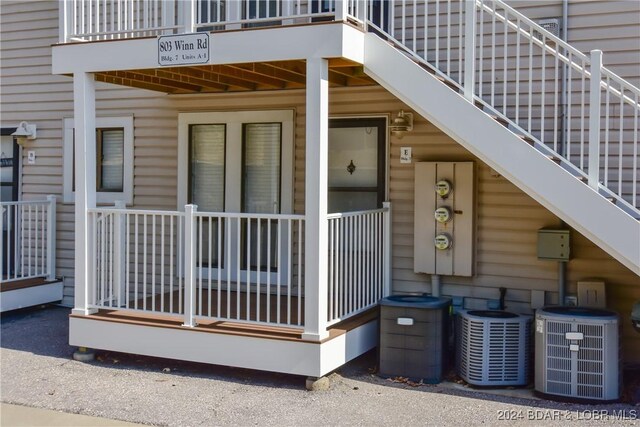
[536,307,619,402]
[457,310,531,386]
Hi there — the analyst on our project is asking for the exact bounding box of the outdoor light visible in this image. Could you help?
[12,121,37,145]
[389,110,413,138]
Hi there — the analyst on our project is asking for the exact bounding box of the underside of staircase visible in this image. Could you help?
[363,33,640,275]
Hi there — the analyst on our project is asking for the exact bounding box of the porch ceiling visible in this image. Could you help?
[92,59,375,94]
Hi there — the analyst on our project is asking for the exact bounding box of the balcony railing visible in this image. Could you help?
[87,202,390,331]
[1,197,57,283]
[59,0,355,43]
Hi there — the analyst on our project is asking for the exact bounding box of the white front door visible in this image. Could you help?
[178,110,294,284]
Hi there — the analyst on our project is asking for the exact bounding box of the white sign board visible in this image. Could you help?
[400,147,412,164]
[158,33,209,66]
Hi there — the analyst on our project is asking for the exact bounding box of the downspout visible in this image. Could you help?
[560,0,569,156]
[558,260,567,305]
[558,220,567,305]
[559,0,569,303]
[431,274,441,297]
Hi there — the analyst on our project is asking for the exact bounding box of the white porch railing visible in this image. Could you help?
[60,0,345,42]
[0,196,57,283]
[363,0,639,213]
[87,202,390,331]
[190,208,306,328]
[326,203,391,326]
[88,206,186,314]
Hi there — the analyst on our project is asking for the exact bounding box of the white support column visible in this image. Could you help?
[113,200,126,306]
[183,204,197,327]
[382,201,392,297]
[588,49,603,190]
[46,195,57,281]
[303,57,330,341]
[335,0,348,21]
[226,0,242,30]
[72,72,98,316]
[182,0,196,33]
[161,0,176,34]
[58,0,69,43]
[463,0,477,101]
[282,0,295,26]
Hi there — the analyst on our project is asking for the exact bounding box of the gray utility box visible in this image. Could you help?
[379,295,451,383]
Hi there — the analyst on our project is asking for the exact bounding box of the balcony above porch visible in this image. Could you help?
[53,1,374,94]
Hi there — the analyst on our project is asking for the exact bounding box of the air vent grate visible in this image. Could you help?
[456,310,531,386]
[535,307,619,402]
[534,18,561,40]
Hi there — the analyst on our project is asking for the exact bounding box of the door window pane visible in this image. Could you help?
[243,123,281,271]
[242,123,281,214]
[190,124,225,212]
[328,123,381,213]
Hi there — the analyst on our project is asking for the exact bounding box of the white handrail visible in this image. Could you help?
[327,205,390,326]
[1,196,57,283]
[361,0,639,212]
[88,204,307,329]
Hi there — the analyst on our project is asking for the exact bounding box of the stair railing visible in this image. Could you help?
[357,0,639,213]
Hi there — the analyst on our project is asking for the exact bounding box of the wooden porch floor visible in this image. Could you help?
[127,288,304,326]
[75,293,378,343]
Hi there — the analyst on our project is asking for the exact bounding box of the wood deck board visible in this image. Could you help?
[0,277,61,292]
[122,288,305,326]
[71,289,378,343]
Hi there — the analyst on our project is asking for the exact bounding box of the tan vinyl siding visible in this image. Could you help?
[2,1,639,363]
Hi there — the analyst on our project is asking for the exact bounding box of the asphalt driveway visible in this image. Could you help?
[1,306,638,426]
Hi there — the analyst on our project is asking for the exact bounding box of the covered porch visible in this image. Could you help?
[55,1,393,377]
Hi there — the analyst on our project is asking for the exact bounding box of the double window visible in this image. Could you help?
[63,116,133,204]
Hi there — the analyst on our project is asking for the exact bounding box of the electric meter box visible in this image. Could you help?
[414,162,475,276]
[537,229,570,261]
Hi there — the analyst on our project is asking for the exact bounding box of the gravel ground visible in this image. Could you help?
[1,306,638,426]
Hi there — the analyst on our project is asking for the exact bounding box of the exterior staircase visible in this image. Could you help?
[357,0,640,275]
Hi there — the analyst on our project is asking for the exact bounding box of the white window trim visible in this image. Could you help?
[63,116,134,205]
[177,110,294,214]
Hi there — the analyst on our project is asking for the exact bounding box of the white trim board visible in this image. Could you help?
[70,315,378,377]
[53,23,365,74]
[0,282,64,313]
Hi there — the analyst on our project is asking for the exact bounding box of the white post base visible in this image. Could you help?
[71,308,99,316]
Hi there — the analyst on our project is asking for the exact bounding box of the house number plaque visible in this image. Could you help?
[158,33,209,66]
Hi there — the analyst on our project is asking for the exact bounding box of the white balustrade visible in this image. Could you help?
[191,210,306,327]
[364,0,639,211]
[88,206,185,314]
[0,196,57,283]
[87,203,392,331]
[326,205,390,326]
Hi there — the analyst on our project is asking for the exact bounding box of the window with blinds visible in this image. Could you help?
[97,128,125,192]
[190,124,226,212]
[63,116,133,204]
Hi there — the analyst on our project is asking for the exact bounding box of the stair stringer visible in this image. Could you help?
[363,33,640,276]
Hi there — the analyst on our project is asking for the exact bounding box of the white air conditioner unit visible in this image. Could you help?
[535,306,620,401]
[456,310,532,386]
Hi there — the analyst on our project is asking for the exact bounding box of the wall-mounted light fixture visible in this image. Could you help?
[12,121,37,145]
[389,110,413,139]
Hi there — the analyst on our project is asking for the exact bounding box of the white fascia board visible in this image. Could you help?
[319,319,378,376]
[364,33,640,275]
[70,316,323,377]
[0,282,63,313]
[52,23,364,75]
